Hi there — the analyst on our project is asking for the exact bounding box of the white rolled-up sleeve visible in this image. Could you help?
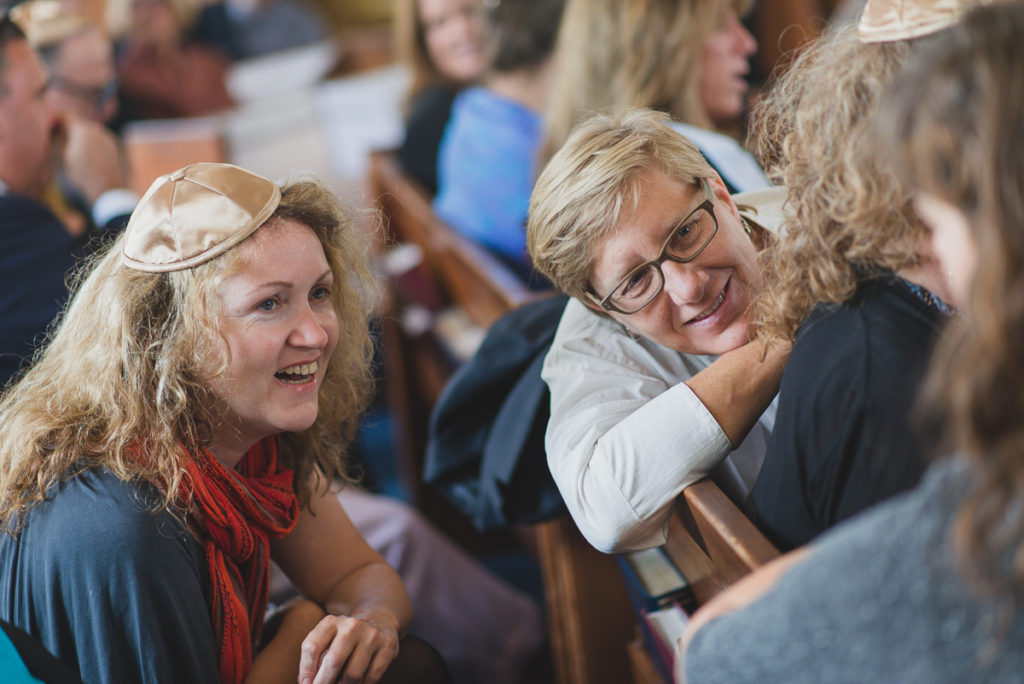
[541,300,733,553]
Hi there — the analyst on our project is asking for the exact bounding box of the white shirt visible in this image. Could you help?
[671,122,771,193]
[541,187,786,553]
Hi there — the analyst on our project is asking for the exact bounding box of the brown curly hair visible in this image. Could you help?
[0,177,378,534]
[882,0,1024,605]
[749,23,932,343]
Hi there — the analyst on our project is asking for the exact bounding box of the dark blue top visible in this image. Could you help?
[753,273,950,550]
[0,468,218,683]
[433,87,542,269]
[0,194,87,390]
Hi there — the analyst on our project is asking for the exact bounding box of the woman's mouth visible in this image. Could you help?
[687,280,729,324]
[275,361,318,384]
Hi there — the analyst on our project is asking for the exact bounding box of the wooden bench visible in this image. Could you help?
[366,150,641,684]
[668,478,780,605]
[628,478,780,683]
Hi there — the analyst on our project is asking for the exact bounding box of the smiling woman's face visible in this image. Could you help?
[206,218,339,462]
[419,0,487,83]
[587,169,762,355]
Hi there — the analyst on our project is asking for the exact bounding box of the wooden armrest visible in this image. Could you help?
[663,479,779,606]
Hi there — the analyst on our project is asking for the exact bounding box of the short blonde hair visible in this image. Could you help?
[528,108,713,301]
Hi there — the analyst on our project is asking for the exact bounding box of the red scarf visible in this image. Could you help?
[181,437,299,684]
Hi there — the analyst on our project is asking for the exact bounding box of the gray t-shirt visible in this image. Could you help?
[686,459,1024,683]
[0,467,219,683]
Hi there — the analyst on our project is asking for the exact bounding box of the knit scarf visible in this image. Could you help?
[181,437,300,684]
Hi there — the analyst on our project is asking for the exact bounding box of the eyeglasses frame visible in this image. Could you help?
[589,176,718,315]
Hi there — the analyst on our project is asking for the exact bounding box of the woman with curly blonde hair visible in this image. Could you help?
[0,163,449,684]
[540,0,767,193]
[744,1,984,551]
[679,3,1024,679]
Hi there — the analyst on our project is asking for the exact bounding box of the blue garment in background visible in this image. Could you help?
[433,87,541,269]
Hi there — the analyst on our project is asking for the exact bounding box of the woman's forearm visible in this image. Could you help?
[323,560,413,635]
[685,338,790,447]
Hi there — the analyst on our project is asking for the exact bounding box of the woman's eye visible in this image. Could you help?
[621,269,652,297]
[257,298,277,311]
[311,286,331,301]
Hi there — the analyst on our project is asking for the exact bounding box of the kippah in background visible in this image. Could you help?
[859,0,998,43]
[121,162,281,272]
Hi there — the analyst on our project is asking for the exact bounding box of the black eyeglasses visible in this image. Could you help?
[589,177,718,315]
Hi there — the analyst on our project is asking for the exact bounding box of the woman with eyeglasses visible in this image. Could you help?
[679,3,1024,680]
[527,108,789,553]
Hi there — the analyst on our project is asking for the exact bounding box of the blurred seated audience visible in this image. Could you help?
[681,3,1024,680]
[394,0,486,196]
[0,13,133,389]
[24,9,123,235]
[432,0,564,278]
[527,108,789,553]
[117,0,235,120]
[747,0,968,552]
[541,0,768,194]
[191,0,329,61]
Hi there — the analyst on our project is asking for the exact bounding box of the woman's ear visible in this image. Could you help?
[707,173,742,221]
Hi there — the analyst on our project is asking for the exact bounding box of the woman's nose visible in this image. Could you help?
[661,260,708,306]
[289,306,330,349]
[733,14,758,56]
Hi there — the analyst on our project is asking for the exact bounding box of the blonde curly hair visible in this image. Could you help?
[0,178,378,534]
[749,23,933,343]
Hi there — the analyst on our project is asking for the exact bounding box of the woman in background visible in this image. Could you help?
[540,0,767,193]
[394,0,486,196]
[432,0,564,277]
[117,0,235,120]
[681,2,1024,680]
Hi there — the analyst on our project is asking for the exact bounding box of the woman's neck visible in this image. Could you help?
[897,256,954,308]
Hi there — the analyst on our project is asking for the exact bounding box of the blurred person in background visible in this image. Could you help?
[394,0,486,196]
[0,12,132,388]
[116,0,234,120]
[432,0,565,278]
[541,0,767,194]
[190,0,329,61]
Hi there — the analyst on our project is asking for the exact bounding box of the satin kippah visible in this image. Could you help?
[121,162,282,272]
[858,0,995,43]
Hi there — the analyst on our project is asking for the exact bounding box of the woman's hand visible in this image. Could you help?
[299,607,401,684]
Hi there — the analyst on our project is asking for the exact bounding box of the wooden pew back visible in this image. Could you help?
[667,479,780,606]
[366,150,638,684]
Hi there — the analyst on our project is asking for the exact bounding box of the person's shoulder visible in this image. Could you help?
[27,468,194,557]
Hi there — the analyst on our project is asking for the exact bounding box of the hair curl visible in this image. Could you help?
[881,0,1024,606]
[0,177,378,534]
[749,23,932,343]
